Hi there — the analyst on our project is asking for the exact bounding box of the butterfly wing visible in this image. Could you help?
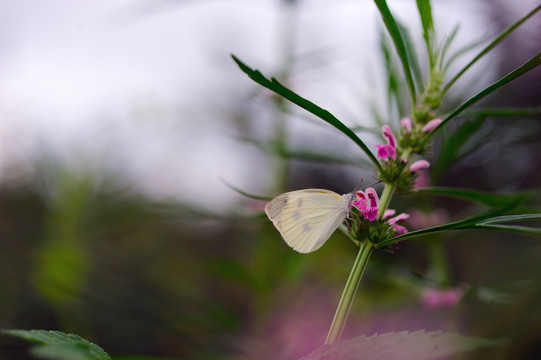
[265,189,350,253]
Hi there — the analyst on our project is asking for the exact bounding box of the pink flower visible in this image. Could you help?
[375,125,398,161]
[422,118,442,133]
[413,170,430,189]
[352,187,379,221]
[422,287,464,308]
[401,117,412,133]
[387,212,410,235]
[382,125,397,148]
[375,144,396,160]
[410,160,430,172]
[383,209,396,219]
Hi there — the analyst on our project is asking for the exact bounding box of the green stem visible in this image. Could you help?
[377,182,395,219]
[325,241,373,345]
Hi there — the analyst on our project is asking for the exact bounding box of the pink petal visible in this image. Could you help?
[383,209,396,219]
[363,208,378,221]
[422,118,442,133]
[401,117,412,133]
[375,144,396,160]
[382,125,397,148]
[365,188,380,208]
[392,223,408,235]
[410,160,430,172]
[388,212,410,225]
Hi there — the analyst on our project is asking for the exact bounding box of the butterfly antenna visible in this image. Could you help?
[352,178,382,193]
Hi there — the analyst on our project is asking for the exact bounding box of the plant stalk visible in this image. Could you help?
[325,241,374,345]
[377,182,395,218]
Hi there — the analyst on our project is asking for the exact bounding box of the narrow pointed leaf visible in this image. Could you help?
[416,0,433,52]
[411,187,529,208]
[377,210,502,247]
[478,214,541,224]
[232,55,382,172]
[374,0,417,109]
[473,224,541,236]
[220,178,272,201]
[462,106,541,117]
[378,212,541,248]
[397,21,424,90]
[427,52,541,138]
[442,4,541,95]
[431,117,486,179]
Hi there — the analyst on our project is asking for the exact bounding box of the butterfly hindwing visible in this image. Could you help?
[265,189,350,253]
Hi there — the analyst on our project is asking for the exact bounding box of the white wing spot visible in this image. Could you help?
[303,224,311,232]
[297,199,303,207]
[292,211,302,220]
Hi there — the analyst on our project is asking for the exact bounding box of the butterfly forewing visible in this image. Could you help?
[265,189,350,253]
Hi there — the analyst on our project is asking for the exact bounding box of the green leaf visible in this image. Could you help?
[397,21,424,91]
[231,55,382,172]
[462,106,541,117]
[416,0,433,53]
[411,187,529,208]
[437,24,460,69]
[427,51,541,138]
[379,29,408,119]
[378,211,541,248]
[431,117,486,180]
[377,209,505,247]
[477,213,541,224]
[374,0,417,109]
[442,4,541,95]
[473,224,541,236]
[220,178,272,201]
[299,330,502,360]
[3,330,111,360]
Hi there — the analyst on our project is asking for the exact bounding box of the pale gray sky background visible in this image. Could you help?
[0,0,502,209]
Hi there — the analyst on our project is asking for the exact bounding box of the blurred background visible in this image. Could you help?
[0,0,540,359]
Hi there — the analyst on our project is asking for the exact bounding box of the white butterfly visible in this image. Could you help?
[265,189,353,253]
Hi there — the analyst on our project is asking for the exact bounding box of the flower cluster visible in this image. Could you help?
[351,187,409,238]
[374,119,441,192]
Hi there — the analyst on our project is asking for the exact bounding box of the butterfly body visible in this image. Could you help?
[265,189,352,253]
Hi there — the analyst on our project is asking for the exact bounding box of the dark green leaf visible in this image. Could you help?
[473,224,541,236]
[437,24,460,69]
[299,330,502,360]
[3,330,111,360]
[231,55,382,172]
[378,212,541,247]
[442,4,541,95]
[377,210,502,247]
[462,106,541,117]
[374,0,417,109]
[431,117,486,179]
[416,0,433,53]
[397,21,424,91]
[379,29,408,119]
[427,52,541,138]
[477,214,541,224]
[411,187,529,208]
[220,178,272,201]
